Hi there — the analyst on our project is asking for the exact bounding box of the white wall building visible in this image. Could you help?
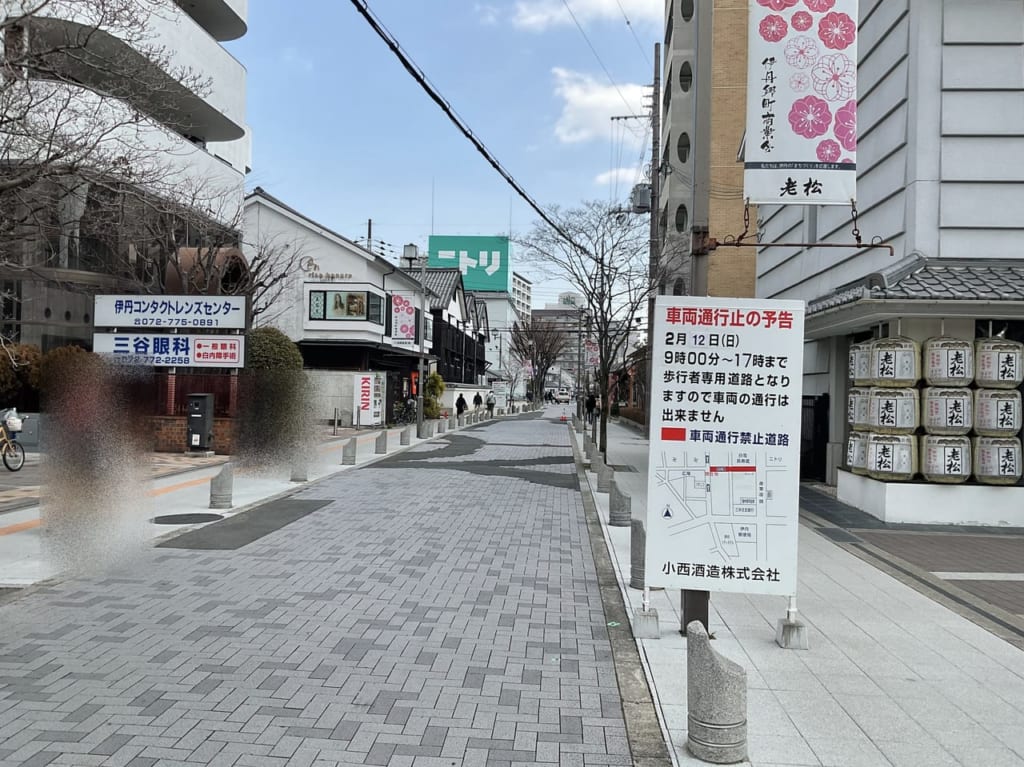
[756,1,1024,526]
[0,0,250,349]
[512,272,532,319]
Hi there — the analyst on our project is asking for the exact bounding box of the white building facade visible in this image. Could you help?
[511,272,532,319]
[756,0,1024,525]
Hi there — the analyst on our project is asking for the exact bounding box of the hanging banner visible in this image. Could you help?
[390,294,417,347]
[744,0,858,204]
[644,296,805,596]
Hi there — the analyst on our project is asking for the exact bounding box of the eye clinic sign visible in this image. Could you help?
[92,333,244,368]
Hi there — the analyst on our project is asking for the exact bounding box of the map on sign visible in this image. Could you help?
[651,448,791,566]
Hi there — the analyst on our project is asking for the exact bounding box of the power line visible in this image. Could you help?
[614,0,653,68]
[347,0,592,257]
[560,0,642,119]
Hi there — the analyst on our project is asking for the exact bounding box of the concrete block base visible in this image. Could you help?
[775,619,810,650]
[633,608,660,639]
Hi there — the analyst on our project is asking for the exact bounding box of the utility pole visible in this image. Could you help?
[645,43,661,439]
[403,244,427,436]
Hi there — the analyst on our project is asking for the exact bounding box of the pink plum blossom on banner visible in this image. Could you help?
[803,0,836,12]
[785,35,819,68]
[791,10,813,31]
[760,14,789,42]
[841,157,853,165]
[790,72,811,92]
[834,100,857,151]
[789,95,832,138]
[757,0,799,10]
[811,53,856,101]
[816,139,841,162]
[818,11,856,50]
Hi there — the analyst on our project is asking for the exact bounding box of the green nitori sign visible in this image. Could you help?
[428,235,511,292]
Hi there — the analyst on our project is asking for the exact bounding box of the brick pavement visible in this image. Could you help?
[0,415,632,766]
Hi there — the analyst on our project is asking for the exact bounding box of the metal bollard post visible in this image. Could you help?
[209,462,233,509]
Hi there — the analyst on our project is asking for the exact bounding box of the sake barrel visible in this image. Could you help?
[921,387,973,435]
[974,389,1022,437]
[869,337,920,387]
[847,387,871,429]
[973,436,1022,485]
[848,342,872,386]
[847,431,868,475]
[866,433,917,481]
[867,387,919,434]
[920,435,971,484]
[975,338,1024,389]
[923,337,974,387]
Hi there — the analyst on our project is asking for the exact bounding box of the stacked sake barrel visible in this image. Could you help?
[847,336,1024,485]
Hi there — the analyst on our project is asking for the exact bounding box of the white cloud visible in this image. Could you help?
[595,166,641,186]
[513,0,661,31]
[475,3,500,25]
[552,67,647,145]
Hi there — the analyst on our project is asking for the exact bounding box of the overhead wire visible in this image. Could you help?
[347,0,592,257]
[560,0,642,119]
[614,0,652,69]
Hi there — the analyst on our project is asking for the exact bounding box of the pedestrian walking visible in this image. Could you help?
[585,392,597,424]
[456,394,467,415]
[473,392,483,412]
[485,391,496,417]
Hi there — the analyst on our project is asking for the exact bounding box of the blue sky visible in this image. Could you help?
[227,0,661,305]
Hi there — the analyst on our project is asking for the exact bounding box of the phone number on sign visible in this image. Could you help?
[109,355,192,366]
[128,318,221,327]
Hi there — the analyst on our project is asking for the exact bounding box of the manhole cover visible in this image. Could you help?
[153,513,224,525]
[816,527,862,543]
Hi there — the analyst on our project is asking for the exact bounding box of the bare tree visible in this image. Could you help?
[517,200,675,452]
[508,318,566,401]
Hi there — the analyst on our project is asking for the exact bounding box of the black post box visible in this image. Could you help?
[187,393,215,451]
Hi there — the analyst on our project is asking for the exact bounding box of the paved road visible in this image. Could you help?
[0,414,635,766]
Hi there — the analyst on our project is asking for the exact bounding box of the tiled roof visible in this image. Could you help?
[808,256,1024,315]
[407,268,461,309]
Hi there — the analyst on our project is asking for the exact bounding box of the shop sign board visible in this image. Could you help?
[94,295,246,329]
[93,334,244,367]
[645,296,805,596]
[353,373,384,426]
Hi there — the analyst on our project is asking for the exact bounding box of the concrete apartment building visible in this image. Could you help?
[511,272,532,320]
[659,0,755,299]
[0,0,249,349]
[756,1,1024,526]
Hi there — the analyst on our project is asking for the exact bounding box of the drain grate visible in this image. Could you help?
[153,513,225,525]
[815,527,863,543]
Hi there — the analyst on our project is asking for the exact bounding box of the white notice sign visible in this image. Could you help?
[645,297,805,595]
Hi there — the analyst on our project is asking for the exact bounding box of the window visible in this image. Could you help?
[679,61,693,92]
[678,132,691,163]
[681,0,694,21]
[675,204,689,233]
[308,290,385,325]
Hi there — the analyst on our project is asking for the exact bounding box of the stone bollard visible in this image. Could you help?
[375,430,388,454]
[583,433,593,459]
[209,463,233,509]
[686,620,748,764]
[342,438,357,465]
[590,416,597,445]
[576,416,584,434]
[290,461,308,483]
[400,425,413,445]
[438,418,447,433]
[630,517,646,590]
[609,479,631,527]
[458,414,466,427]
[417,421,428,439]
[450,413,457,430]
[597,459,614,493]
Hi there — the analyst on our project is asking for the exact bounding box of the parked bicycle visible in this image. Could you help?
[1,408,26,471]
[393,400,417,426]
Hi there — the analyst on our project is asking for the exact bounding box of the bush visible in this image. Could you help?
[246,327,304,370]
[424,372,446,419]
[0,343,42,408]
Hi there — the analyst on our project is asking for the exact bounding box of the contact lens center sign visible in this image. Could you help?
[744,0,858,205]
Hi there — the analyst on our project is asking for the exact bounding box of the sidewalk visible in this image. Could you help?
[585,417,1024,767]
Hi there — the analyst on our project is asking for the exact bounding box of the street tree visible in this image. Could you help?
[517,199,670,452]
[508,318,566,401]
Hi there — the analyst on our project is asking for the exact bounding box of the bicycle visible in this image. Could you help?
[393,401,417,426]
[0,411,26,471]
